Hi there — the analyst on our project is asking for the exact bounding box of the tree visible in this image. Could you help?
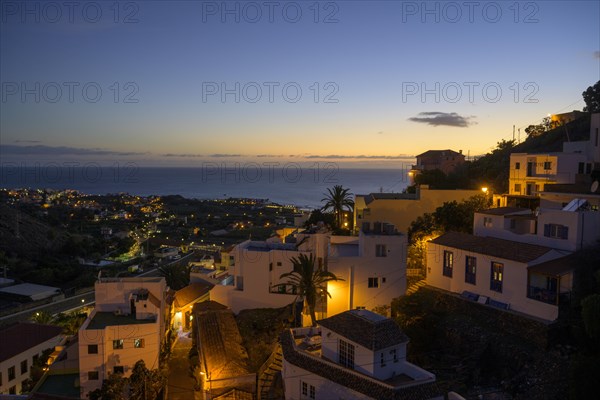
[525,124,546,138]
[582,80,600,113]
[581,294,600,340]
[30,311,55,325]
[278,254,343,327]
[88,372,127,400]
[129,360,166,400]
[321,185,354,229]
[55,312,87,336]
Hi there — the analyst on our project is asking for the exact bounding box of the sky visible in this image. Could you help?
[1,0,599,168]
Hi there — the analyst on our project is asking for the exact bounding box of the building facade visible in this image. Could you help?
[281,309,442,400]
[78,277,168,397]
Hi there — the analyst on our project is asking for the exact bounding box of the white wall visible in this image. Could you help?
[0,336,62,394]
[78,313,161,396]
[426,242,561,321]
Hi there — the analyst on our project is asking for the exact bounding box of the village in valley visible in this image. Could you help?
[1,86,600,400]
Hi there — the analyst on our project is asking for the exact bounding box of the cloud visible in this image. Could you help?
[304,154,413,160]
[408,112,476,127]
[1,144,145,156]
[594,51,600,59]
[14,140,41,144]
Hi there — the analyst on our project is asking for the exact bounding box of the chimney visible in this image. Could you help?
[459,150,463,154]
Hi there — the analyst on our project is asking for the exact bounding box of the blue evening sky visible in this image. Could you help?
[1,0,599,167]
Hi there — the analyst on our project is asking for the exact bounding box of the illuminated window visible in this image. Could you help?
[490,262,503,292]
[134,339,145,348]
[113,340,124,350]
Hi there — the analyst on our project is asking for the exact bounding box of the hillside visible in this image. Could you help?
[416,113,592,193]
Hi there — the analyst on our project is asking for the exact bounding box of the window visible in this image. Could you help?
[514,184,521,193]
[338,339,355,369]
[9,386,16,395]
[113,340,124,350]
[8,366,15,381]
[465,256,477,285]
[391,348,398,363]
[309,384,315,399]
[113,366,124,374]
[302,382,307,396]
[277,261,282,266]
[368,277,379,288]
[483,217,493,228]
[88,371,99,380]
[543,161,551,170]
[88,345,98,354]
[375,244,387,257]
[134,339,145,348]
[32,354,39,365]
[515,162,520,170]
[380,352,386,367]
[544,224,568,239]
[301,382,316,399]
[579,162,585,174]
[443,251,453,277]
[269,263,272,271]
[490,262,503,292]
[20,360,27,374]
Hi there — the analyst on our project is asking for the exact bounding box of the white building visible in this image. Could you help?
[473,204,600,252]
[210,226,407,320]
[78,277,168,397]
[426,231,573,321]
[506,113,600,198]
[281,309,442,400]
[0,323,63,395]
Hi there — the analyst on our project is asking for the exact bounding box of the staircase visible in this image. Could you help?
[257,343,283,400]
[406,279,427,295]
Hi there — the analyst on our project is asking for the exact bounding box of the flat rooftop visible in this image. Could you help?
[0,283,60,297]
[86,312,156,330]
[34,373,80,399]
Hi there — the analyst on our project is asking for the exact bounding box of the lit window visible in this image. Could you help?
[134,339,144,348]
[113,340,124,350]
[443,251,453,277]
[490,262,503,293]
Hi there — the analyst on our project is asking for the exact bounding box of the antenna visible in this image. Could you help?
[518,128,521,143]
[513,125,515,142]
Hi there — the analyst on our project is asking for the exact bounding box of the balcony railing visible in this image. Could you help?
[527,286,571,306]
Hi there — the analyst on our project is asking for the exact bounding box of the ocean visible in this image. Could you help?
[0,165,410,209]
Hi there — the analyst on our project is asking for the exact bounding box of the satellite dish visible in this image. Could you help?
[591,181,599,193]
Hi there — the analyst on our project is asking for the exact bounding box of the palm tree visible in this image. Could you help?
[279,254,343,327]
[321,185,354,229]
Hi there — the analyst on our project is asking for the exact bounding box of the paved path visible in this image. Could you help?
[167,332,201,400]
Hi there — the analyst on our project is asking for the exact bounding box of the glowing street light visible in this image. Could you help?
[481,187,488,194]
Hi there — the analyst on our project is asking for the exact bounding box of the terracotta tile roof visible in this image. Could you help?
[280,330,441,400]
[318,310,409,351]
[174,282,213,308]
[193,300,228,313]
[528,253,576,276]
[194,306,253,381]
[430,231,556,263]
[0,323,62,362]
